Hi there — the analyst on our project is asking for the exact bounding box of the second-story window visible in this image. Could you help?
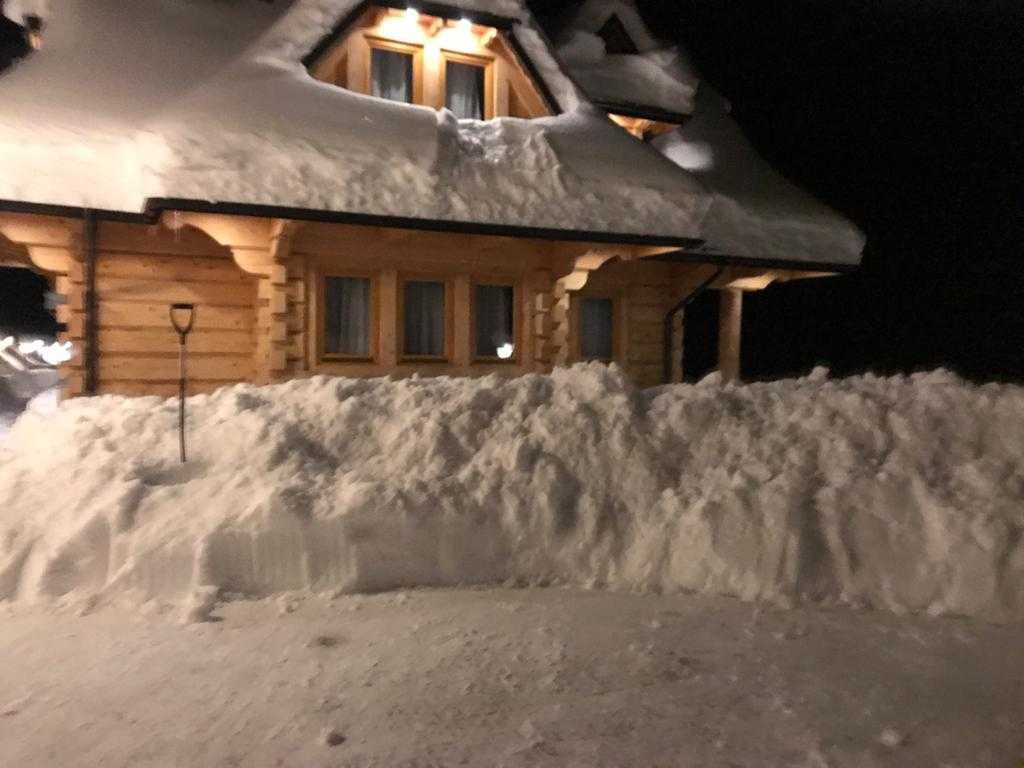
[446,59,485,120]
[371,47,414,103]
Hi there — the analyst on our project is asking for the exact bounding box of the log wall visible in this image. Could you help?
[92,224,257,397]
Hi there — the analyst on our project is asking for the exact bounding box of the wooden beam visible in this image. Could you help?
[718,288,743,383]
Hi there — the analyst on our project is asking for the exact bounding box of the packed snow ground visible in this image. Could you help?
[1,365,1022,622]
[0,588,1021,767]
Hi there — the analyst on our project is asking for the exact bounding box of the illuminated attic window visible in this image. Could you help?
[596,13,638,55]
[304,4,553,121]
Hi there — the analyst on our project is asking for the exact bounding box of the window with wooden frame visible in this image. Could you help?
[440,50,494,120]
[320,274,377,362]
[472,282,517,362]
[578,296,615,361]
[332,51,349,89]
[366,37,423,105]
[399,277,452,360]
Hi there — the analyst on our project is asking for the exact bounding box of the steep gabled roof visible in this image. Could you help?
[0,0,711,248]
[553,1,865,267]
[553,0,699,120]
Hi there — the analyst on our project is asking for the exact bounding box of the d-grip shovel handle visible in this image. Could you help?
[169,303,196,336]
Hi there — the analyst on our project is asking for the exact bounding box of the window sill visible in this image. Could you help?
[321,356,376,364]
[400,356,450,364]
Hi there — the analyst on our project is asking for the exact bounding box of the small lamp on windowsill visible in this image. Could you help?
[496,343,515,360]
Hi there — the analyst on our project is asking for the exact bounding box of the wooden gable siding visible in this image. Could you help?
[92,223,257,397]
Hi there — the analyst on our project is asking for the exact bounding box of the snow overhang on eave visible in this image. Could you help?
[0,197,862,273]
[595,100,690,126]
[301,0,566,115]
[647,248,857,275]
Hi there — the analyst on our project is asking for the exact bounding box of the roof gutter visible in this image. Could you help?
[141,198,707,249]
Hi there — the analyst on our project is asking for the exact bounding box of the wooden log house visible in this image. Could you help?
[0,1,863,399]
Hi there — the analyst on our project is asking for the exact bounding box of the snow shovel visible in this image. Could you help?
[169,303,196,463]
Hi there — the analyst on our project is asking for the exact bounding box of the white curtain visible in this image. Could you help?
[475,285,513,357]
[372,48,413,103]
[446,61,484,120]
[581,298,614,360]
[404,281,445,356]
[324,277,370,356]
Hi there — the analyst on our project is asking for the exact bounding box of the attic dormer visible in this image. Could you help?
[306,5,554,120]
[596,13,637,55]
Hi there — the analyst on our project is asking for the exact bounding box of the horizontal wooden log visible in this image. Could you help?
[96,277,256,308]
[98,301,254,331]
[98,223,233,258]
[99,328,253,355]
[97,253,251,283]
[99,354,253,381]
[97,380,235,398]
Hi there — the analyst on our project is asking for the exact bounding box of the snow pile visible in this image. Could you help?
[2,366,1022,621]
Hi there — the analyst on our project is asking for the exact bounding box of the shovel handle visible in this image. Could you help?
[170,303,196,336]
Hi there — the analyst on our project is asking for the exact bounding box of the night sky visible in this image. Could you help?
[2,2,1022,380]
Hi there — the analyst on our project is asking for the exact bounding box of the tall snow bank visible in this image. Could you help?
[1,366,1022,621]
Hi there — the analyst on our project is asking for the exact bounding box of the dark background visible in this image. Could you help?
[2,2,1022,379]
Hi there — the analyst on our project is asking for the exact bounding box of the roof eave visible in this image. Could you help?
[0,197,861,272]
[595,100,691,126]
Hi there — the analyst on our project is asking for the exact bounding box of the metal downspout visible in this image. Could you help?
[662,266,726,384]
[83,210,98,395]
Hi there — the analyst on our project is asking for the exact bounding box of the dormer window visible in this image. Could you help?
[368,39,422,104]
[597,14,638,55]
[306,5,552,121]
[445,59,485,119]
[442,52,492,120]
[371,47,414,103]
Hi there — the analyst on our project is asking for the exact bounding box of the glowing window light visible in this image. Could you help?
[405,7,419,22]
[496,343,515,360]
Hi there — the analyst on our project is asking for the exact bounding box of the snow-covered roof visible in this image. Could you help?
[553,0,699,118]
[653,87,865,267]
[552,2,865,267]
[0,0,709,245]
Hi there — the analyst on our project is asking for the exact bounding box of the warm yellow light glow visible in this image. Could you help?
[458,17,472,31]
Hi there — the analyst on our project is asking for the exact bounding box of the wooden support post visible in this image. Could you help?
[718,288,743,382]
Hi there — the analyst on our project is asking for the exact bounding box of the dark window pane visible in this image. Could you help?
[371,48,413,103]
[581,298,614,360]
[446,60,485,120]
[403,281,446,356]
[324,277,371,356]
[597,14,638,55]
[475,284,514,358]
